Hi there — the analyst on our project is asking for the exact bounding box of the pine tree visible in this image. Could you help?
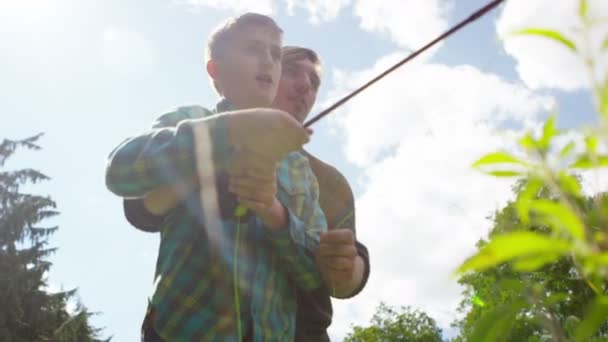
[0,134,108,342]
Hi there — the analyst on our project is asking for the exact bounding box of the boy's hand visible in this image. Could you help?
[225,108,310,160]
[228,147,287,230]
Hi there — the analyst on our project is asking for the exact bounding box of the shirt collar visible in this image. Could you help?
[214,97,235,114]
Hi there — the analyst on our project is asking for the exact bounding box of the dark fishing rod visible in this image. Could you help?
[304,0,506,128]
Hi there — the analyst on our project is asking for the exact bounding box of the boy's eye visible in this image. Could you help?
[246,44,261,54]
[271,49,281,62]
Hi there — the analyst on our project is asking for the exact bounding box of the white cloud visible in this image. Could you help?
[101,27,158,78]
[326,52,553,166]
[174,0,275,14]
[324,54,553,338]
[496,0,608,91]
[353,0,450,52]
[285,0,350,24]
[171,0,451,55]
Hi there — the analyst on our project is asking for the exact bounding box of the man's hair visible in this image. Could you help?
[282,46,323,89]
[205,13,283,94]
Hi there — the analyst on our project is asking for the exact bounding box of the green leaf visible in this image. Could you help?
[571,154,608,168]
[484,170,523,177]
[529,199,585,240]
[558,172,582,197]
[545,292,570,306]
[516,178,543,225]
[457,231,571,274]
[565,315,581,336]
[586,135,598,154]
[579,0,588,18]
[603,35,608,50]
[469,300,527,341]
[472,152,526,168]
[588,253,608,266]
[513,253,562,271]
[519,132,536,151]
[559,141,576,159]
[574,296,608,342]
[472,294,486,307]
[600,78,608,118]
[539,115,558,151]
[510,28,577,52]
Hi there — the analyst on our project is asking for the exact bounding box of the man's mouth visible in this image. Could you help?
[289,96,307,111]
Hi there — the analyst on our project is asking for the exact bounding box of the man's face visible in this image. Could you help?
[272,58,320,123]
[214,25,282,109]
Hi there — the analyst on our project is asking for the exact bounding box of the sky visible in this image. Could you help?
[1,0,607,340]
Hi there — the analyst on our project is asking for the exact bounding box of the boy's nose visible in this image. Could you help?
[260,49,274,67]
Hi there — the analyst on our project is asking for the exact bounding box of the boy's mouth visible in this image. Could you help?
[255,74,273,87]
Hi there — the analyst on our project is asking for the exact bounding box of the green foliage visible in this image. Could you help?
[509,28,577,52]
[601,78,608,118]
[580,0,588,18]
[452,184,608,341]
[574,296,608,342]
[0,135,108,341]
[344,303,442,342]
[457,231,571,273]
[454,4,608,340]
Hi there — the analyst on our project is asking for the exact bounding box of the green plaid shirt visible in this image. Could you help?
[105,100,327,341]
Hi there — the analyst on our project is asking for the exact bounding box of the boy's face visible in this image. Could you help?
[272,58,319,123]
[213,25,282,109]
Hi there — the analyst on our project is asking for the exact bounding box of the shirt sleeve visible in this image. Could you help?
[105,106,230,198]
[342,240,370,299]
[264,156,327,291]
[123,198,164,233]
[119,107,205,232]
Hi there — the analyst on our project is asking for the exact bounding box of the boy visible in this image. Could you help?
[105,13,327,341]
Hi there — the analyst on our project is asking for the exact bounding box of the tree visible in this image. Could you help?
[344,302,443,342]
[452,180,608,341]
[0,134,107,341]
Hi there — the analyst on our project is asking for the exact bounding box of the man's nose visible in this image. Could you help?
[295,74,311,93]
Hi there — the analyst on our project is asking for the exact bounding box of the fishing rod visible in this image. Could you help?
[304,0,505,128]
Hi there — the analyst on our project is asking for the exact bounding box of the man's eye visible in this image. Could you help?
[285,67,298,77]
[311,76,320,90]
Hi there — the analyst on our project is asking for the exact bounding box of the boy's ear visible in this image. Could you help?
[206,60,218,80]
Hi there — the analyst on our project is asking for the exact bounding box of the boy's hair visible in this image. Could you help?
[205,13,283,94]
[282,46,323,89]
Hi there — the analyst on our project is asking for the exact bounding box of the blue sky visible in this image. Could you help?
[2,0,606,340]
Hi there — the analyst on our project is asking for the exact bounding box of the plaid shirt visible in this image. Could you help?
[105,99,327,341]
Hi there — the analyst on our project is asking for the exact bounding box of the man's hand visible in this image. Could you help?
[316,229,364,297]
[228,147,287,230]
[225,108,310,160]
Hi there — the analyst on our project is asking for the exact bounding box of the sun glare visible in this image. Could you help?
[1,0,56,24]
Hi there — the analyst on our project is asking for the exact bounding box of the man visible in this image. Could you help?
[125,45,371,341]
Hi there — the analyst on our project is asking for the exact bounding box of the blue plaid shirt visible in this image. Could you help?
[105,100,327,341]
